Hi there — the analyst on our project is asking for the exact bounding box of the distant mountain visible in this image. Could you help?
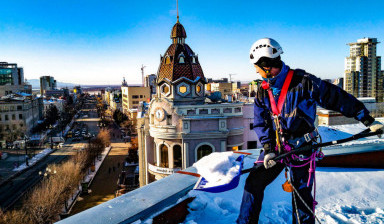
[26,79,77,89]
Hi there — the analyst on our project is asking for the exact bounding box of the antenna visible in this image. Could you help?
[141,65,146,87]
[177,0,179,22]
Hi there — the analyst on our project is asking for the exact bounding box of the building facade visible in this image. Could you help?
[344,38,384,102]
[0,62,32,97]
[0,95,43,146]
[137,19,246,186]
[121,86,151,114]
[144,74,157,96]
[40,76,57,95]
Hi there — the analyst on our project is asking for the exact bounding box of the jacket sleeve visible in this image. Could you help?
[253,90,275,152]
[306,72,374,126]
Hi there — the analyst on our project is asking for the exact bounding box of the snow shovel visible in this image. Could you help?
[193,128,382,193]
[193,154,245,193]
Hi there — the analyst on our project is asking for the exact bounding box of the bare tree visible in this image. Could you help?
[97,129,111,147]
[1,157,84,224]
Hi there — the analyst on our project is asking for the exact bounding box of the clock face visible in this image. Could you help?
[154,107,165,121]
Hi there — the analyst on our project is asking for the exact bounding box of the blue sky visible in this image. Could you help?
[1,0,383,85]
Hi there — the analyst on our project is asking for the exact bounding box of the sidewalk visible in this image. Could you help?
[69,142,130,215]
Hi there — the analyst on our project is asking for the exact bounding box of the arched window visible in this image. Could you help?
[173,145,182,168]
[160,144,169,167]
[197,144,213,160]
[179,56,185,63]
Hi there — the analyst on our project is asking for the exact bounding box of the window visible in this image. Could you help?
[132,101,139,104]
[19,114,23,120]
[165,56,171,64]
[179,56,185,63]
[196,85,201,93]
[249,123,254,130]
[166,115,172,125]
[197,144,213,160]
[173,145,182,168]
[160,144,169,167]
[176,82,190,96]
[17,106,22,110]
[179,86,187,93]
[5,115,8,120]
[140,95,143,98]
[132,95,139,99]
[161,83,171,96]
[211,109,220,114]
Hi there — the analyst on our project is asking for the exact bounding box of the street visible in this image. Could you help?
[0,98,101,211]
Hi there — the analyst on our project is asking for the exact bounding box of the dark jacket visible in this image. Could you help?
[253,68,374,153]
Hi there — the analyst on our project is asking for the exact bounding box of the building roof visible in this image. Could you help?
[157,21,205,84]
[171,21,187,39]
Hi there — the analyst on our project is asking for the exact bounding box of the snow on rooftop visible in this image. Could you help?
[184,151,384,223]
[180,123,384,223]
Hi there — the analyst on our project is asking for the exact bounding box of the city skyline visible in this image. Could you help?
[1,0,384,85]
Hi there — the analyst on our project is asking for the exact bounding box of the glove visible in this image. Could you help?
[264,153,276,169]
[368,120,384,138]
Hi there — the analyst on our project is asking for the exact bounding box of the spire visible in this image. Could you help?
[176,0,179,22]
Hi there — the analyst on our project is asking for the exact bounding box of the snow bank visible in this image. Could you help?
[13,148,54,171]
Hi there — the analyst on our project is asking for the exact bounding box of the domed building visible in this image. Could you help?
[138,19,246,184]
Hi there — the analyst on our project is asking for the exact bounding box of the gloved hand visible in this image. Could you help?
[264,153,276,169]
[368,120,384,137]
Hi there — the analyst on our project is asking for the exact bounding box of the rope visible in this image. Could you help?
[291,183,322,224]
[292,190,301,224]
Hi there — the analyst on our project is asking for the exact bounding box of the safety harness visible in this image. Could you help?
[261,70,323,223]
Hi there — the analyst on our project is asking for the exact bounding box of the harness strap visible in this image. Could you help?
[262,70,294,116]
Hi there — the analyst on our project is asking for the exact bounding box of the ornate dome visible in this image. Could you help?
[157,21,205,84]
[171,21,187,39]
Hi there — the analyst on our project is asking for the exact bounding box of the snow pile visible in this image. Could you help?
[183,153,384,223]
[13,148,54,171]
[193,152,241,188]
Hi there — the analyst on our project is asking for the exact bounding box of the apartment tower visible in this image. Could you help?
[344,38,383,102]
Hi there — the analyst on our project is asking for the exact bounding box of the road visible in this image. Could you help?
[0,98,100,211]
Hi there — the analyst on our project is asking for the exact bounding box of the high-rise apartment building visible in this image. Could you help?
[344,38,383,102]
[0,62,32,96]
[40,76,57,95]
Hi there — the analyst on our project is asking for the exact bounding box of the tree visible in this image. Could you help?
[113,109,128,126]
[97,129,111,147]
[45,105,59,125]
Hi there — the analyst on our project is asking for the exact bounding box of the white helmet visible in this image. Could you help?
[249,38,283,64]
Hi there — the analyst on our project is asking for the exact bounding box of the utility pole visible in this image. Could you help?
[141,65,146,87]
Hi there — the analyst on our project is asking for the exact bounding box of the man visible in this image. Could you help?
[237,38,383,224]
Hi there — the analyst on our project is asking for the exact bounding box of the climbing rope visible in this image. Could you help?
[291,182,322,224]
